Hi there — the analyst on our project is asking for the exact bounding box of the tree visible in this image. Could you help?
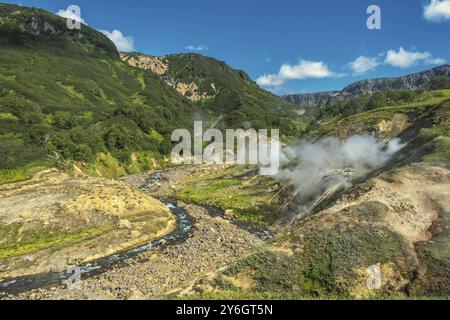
[103,125,131,150]
[73,144,94,162]
[27,124,52,148]
[53,111,78,129]
[368,92,386,109]
[343,100,364,116]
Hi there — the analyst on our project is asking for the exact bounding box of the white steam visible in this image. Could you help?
[277,135,405,221]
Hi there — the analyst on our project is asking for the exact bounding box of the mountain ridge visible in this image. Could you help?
[121,51,305,138]
[0,3,118,58]
[284,64,450,107]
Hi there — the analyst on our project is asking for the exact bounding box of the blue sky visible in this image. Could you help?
[5,0,450,94]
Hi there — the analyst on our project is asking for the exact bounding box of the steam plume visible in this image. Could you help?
[277,135,405,222]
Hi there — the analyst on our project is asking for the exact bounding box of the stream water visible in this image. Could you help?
[0,201,194,295]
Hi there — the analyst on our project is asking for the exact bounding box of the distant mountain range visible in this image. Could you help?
[283,64,450,107]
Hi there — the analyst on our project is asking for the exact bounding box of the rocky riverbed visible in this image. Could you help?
[2,167,270,300]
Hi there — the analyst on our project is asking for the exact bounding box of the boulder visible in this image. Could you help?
[117,219,132,229]
[130,230,142,238]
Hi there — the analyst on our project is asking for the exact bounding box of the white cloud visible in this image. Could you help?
[186,44,209,51]
[384,47,445,68]
[349,56,380,74]
[100,29,134,52]
[424,0,450,21]
[256,74,285,87]
[428,57,447,65]
[256,60,336,87]
[385,48,430,68]
[279,60,334,79]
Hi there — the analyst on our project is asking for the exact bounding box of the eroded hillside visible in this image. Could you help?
[0,169,174,280]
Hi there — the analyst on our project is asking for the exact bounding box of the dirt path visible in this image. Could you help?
[8,168,266,300]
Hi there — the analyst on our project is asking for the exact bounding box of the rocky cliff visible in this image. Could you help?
[283,91,340,107]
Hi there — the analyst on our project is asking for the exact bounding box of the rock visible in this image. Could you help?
[117,219,132,229]
[0,264,9,272]
[23,255,34,262]
[224,209,235,219]
[72,164,86,178]
[130,230,141,238]
[20,212,31,220]
[127,289,146,300]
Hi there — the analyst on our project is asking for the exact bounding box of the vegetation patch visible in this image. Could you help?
[194,202,415,299]
[413,209,450,296]
[176,166,280,224]
[0,223,114,260]
[305,90,450,139]
[0,163,48,184]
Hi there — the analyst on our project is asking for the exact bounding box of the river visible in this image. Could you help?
[0,201,194,295]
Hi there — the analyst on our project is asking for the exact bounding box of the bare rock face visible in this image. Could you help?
[117,219,132,229]
[120,52,213,103]
[172,81,209,102]
[342,64,450,95]
[284,91,340,107]
[120,53,168,75]
[377,114,409,138]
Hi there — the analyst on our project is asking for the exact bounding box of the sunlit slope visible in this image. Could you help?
[122,52,310,139]
[0,4,193,180]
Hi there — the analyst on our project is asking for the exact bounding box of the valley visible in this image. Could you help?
[1,2,450,301]
[2,157,449,299]
[0,166,272,299]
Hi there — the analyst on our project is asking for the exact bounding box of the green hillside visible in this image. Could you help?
[122,52,310,139]
[0,4,309,183]
[0,4,195,182]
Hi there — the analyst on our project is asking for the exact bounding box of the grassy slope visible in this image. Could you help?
[169,54,313,140]
[176,165,281,224]
[0,4,194,182]
[0,222,114,260]
[304,89,450,139]
[126,52,313,141]
[0,4,312,183]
